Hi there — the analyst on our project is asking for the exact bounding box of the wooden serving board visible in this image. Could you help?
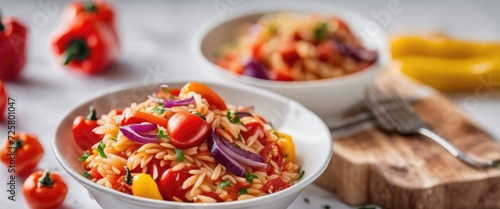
[315,69,500,209]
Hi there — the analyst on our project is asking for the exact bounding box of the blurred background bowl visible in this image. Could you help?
[52,81,332,209]
[193,2,390,124]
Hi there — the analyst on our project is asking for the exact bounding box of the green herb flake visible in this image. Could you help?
[124,166,132,185]
[284,154,289,159]
[162,87,172,94]
[195,112,206,120]
[97,141,107,158]
[322,205,331,209]
[158,129,170,140]
[237,134,243,142]
[226,111,243,125]
[109,137,117,142]
[78,151,90,162]
[313,22,328,41]
[219,180,231,189]
[239,188,248,195]
[175,149,184,162]
[83,171,92,179]
[245,172,259,183]
[152,106,166,114]
[304,197,309,204]
[298,170,305,180]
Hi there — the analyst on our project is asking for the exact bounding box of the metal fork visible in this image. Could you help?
[363,86,500,168]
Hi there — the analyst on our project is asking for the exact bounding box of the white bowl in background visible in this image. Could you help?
[193,2,390,124]
[52,81,332,209]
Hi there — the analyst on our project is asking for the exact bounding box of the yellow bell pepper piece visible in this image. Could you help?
[132,174,163,200]
[396,53,500,91]
[277,132,295,164]
[391,35,500,59]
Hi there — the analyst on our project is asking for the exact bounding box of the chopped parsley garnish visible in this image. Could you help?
[109,137,117,142]
[158,129,170,139]
[304,198,309,203]
[161,87,171,94]
[239,188,248,195]
[124,166,132,185]
[298,170,305,180]
[226,111,243,125]
[152,106,166,114]
[245,172,259,183]
[313,22,328,41]
[219,180,231,189]
[78,151,90,162]
[195,112,206,120]
[175,149,184,162]
[269,122,280,138]
[83,171,92,179]
[237,134,243,142]
[284,154,289,159]
[97,141,107,158]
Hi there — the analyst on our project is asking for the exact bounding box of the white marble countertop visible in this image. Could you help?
[0,0,499,208]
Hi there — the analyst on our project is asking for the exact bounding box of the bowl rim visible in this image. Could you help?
[52,80,333,207]
[192,1,390,89]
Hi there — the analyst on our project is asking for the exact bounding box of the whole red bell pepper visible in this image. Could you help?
[51,12,118,74]
[0,12,27,80]
[62,0,119,47]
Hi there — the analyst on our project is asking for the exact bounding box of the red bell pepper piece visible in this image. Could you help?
[62,0,119,47]
[51,13,119,74]
[0,13,27,80]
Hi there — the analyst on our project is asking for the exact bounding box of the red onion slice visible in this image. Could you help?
[164,97,195,108]
[217,134,266,168]
[120,126,159,144]
[208,129,246,177]
[236,112,252,119]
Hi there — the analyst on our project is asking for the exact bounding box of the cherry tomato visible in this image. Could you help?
[158,166,196,201]
[261,142,285,174]
[89,166,102,180]
[278,40,300,66]
[260,177,290,193]
[170,88,181,96]
[72,106,103,150]
[121,111,169,128]
[22,170,68,209]
[167,112,210,149]
[180,82,227,110]
[240,122,267,145]
[109,175,132,194]
[0,81,7,120]
[200,191,224,202]
[111,108,123,115]
[132,158,170,183]
[0,133,44,175]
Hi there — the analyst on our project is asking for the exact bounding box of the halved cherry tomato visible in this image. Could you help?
[167,112,210,149]
[158,166,196,201]
[260,177,290,193]
[22,170,68,209]
[279,41,300,66]
[109,175,132,194]
[89,166,102,180]
[72,106,103,150]
[200,191,224,202]
[261,142,285,174]
[240,122,267,145]
[0,133,44,175]
[180,82,227,110]
[170,88,181,96]
[277,132,295,164]
[121,111,169,129]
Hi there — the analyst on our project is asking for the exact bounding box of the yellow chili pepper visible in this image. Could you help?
[391,35,500,59]
[277,132,295,164]
[132,174,163,200]
[395,54,500,91]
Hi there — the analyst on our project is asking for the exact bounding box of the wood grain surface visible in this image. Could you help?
[315,70,500,209]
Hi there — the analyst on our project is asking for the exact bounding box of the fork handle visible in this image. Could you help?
[418,127,493,168]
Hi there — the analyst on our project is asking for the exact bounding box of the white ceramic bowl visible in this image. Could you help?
[193,2,390,124]
[52,81,332,209]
